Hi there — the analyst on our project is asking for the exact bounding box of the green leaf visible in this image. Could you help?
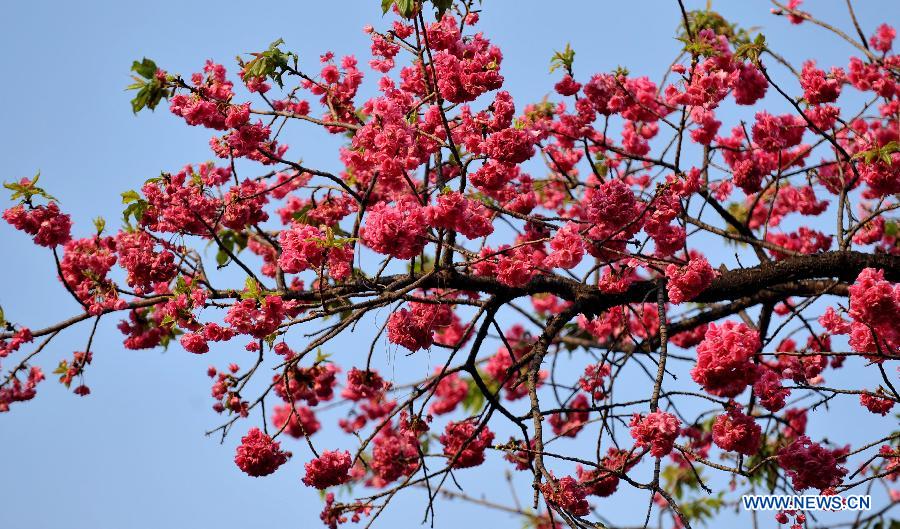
[290,203,315,224]
[395,0,417,17]
[592,158,609,178]
[681,37,721,57]
[854,141,899,166]
[241,277,263,300]
[174,275,189,295]
[381,0,393,14]
[733,33,766,63]
[314,348,332,363]
[128,57,170,114]
[462,374,498,414]
[241,38,295,89]
[122,195,149,226]
[549,43,575,74]
[160,327,181,351]
[407,253,434,274]
[678,493,725,525]
[217,229,249,259]
[93,216,106,235]
[661,463,706,500]
[462,377,485,414]
[431,0,453,17]
[131,58,158,79]
[3,171,57,203]
[121,190,141,204]
[53,360,69,376]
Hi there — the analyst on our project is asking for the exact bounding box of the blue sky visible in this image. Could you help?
[0,1,897,528]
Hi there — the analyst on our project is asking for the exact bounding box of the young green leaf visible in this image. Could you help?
[549,43,575,74]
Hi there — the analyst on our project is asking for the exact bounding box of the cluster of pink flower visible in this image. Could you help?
[359,197,428,259]
[277,191,354,228]
[302,450,352,489]
[425,15,504,104]
[578,178,642,259]
[777,435,848,491]
[224,295,297,340]
[139,164,225,235]
[666,28,767,112]
[345,82,442,190]
[879,445,900,480]
[712,404,761,455]
[278,223,354,281]
[549,393,590,437]
[338,368,397,435]
[483,325,546,400]
[690,321,761,397]
[341,368,390,401]
[386,299,453,352]
[0,366,43,412]
[170,61,284,163]
[319,492,372,529]
[860,390,896,416]
[629,411,681,457]
[540,475,590,517]
[577,304,663,348]
[846,268,900,356]
[584,72,668,122]
[753,112,807,152]
[2,201,71,247]
[799,60,844,104]
[366,414,425,487]
[820,268,899,359]
[578,362,611,400]
[222,179,270,229]
[490,242,543,287]
[59,236,127,314]
[774,510,806,529]
[117,308,170,350]
[272,403,321,438]
[169,61,235,129]
[753,367,790,412]
[664,256,716,304]
[543,222,584,270]
[716,122,810,196]
[115,230,177,294]
[429,371,468,415]
[0,328,33,359]
[307,52,363,132]
[745,184,828,230]
[234,427,291,477]
[576,447,635,497]
[440,419,494,468]
[272,362,338,407]
[766,227,833,260]
[425,191,494,240]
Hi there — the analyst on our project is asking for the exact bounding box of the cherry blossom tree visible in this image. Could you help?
[2,1,899,528]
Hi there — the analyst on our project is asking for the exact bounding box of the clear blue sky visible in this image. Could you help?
[0,1,897,528]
